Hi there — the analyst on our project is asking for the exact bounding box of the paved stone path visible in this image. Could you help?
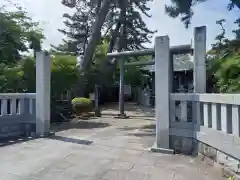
[0,103,225,180]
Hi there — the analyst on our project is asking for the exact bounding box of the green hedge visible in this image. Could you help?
[72,97,92,105]
[71,97,93,115]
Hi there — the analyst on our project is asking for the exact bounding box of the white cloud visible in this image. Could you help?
[1,0,238,50]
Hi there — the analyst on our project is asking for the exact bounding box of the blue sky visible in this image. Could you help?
[1,0,239,50]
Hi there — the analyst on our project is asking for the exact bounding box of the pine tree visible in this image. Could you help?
[58,0,155,96]
[233,18,240,40]
[104,1,156,51]
[165,0,240,28]
[58,0,155,70]
[53,1,95,55]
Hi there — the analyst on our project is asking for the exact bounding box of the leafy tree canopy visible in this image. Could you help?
[0,6,44,65]
[207,19,240,93]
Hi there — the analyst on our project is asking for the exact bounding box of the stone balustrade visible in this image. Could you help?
[170,93,240,173]
[0,93,36,139]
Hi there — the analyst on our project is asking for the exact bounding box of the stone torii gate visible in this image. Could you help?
[107,44,193,118]
[107,26,206,153]
[34,26,206,153]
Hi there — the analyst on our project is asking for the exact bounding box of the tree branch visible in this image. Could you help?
[231,0,240,9]
[81,0,111,71]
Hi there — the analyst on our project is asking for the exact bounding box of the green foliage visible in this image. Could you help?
[122,56,151,87]
[228,176,235,180]
[0,64,24,92]
[51,55,78,98]
[0,55,78,99]
[0,7,44,65]
[21,57,36,92]
[124,67,143,86]
[165,0,197,28]
[233,18,240,40]
[76,39,112,92]
[77,38,151,92]
[205,18,240,93]
[57,0,156,95]
[72,97,92,105]
[71,97,93,115]
[58,0,156,56]
[213,55,240,93]
[118,4,157,50]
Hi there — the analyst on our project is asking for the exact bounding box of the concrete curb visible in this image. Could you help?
[150,144,174,154]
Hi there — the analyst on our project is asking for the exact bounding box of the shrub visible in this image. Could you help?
[71,97,93,116]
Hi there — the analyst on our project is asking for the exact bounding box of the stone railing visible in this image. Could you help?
[0,93,36,139]
[170,93,240,171]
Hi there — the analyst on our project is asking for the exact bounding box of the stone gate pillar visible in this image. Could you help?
[151,36,173,154]
[36,52,51,136]
[193,26,207,125]
[194,26,207,93]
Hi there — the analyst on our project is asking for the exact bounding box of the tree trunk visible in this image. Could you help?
[116,1,128,52]
[80,0,111,71]
[107,22,121,53]
[76,0,111,97]
[100,8,127,90]
[107,1,128,51]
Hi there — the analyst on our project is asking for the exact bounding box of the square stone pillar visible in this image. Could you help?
[115,59,128,119]
[193,26,207,125]
[151,36,173,154]
[194,26,207,93]
[36,52,51,136]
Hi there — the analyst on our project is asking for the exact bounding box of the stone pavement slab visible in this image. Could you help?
[0,104,225,180]
[100,170,150,180]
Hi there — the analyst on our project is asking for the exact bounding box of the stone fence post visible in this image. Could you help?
[193,26,207,125]
[194,26,206,93]
[36,52,51,136]
[151,36,173,154]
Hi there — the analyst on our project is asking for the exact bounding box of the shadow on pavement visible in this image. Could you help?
[0,136,36,147]
[127,132,155,137]
[52,120,110,133]
[49,135,93,145]
[101,113,155,120]
[118,123,156,137]
[101,103,140,111]
[140,124,155,130]
[118,126,138,131]
[101,103,155,114]
[128,116,155,121]
[0,134,94,148]
[118,124,155,131]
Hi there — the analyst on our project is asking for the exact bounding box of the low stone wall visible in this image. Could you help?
[170,135,240,179]
[0,114,36,140]
[170,135,193,155]
[196,140,240,175]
